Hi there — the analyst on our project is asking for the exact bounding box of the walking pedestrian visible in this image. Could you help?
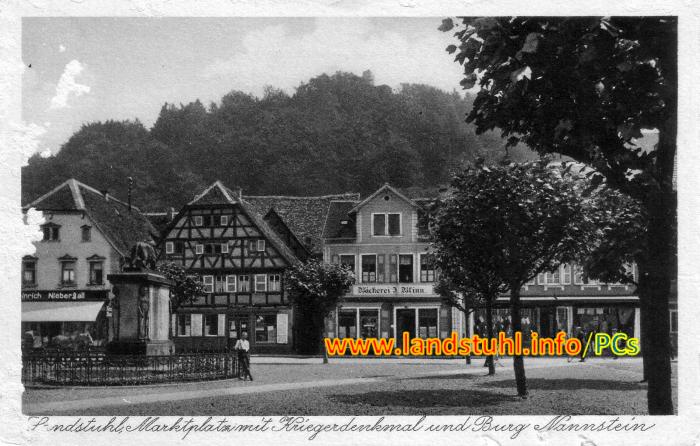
[234,332,253,381]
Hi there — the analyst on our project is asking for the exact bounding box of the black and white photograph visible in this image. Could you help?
[3,2,699,445]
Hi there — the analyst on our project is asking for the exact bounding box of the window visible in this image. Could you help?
[214,275,226,293]
[41,224,60,241]
[574,265,599,285]
[203,215,212,227]
[165,241,184,254]
[81,225,91,242]
[238,275,250,292]
[193,215,203,226]
[420,254,436,282]
[22,258,36,285]
[225,275,237,292]
[418,308,438,339]
[339,255,356,274]
[89,261,103,285]
[204,314,220,336]
[195,244,204,255]
[221,242,229,254]
[361,255,377,282]
[338,309,357,338]
[256,240,266,252]
[544,268,561,285]
[670,310,678,334]
[360,309,379,338]
[177,314,191,336]
[202,275,214,293]
[561,264,572,285]
[255,315,277,343]
[255,274,267,292]
[372,213,401,236]
[220,215,228,226]
[204,243,226,255]
[60,260,76,285]
[268,274,281,292]
[398,254,414,283]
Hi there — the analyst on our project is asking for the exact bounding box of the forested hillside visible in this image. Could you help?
[22,71,534,210]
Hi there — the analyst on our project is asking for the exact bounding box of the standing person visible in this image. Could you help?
[234,332,253,381]
[578,326,588,362]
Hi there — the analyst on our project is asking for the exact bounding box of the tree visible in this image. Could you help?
[429,159,591,397]
[284,259,355,357]
[434,276,498,374]
[156,262,204,311]
[442,16,676,413]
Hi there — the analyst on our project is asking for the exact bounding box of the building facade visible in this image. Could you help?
[322,184,463,348]
[21,179,155,348]
[157,181,359,353]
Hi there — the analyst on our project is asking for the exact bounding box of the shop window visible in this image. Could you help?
[398,254,414,283]
[255,274,267,292]
[338,309,357,338]
[81,225,91,242]
[372,213,401,236]
[177,314,191,336]
[238,275,250,292]
[339,255,356,274]
[60,260,76,285]
[204,314,220,336]
[226,275,237,292]
[89,261,104,285]
[359,310,379,338]
[420,254,436,282]
[41,223,60,241]
[22,258,37,286]
[361,255,377,282]
[255,315,277,343]
[268,274,281,292]
[418,308,438,339]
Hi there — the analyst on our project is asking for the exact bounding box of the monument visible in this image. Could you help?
[107,242,175,355]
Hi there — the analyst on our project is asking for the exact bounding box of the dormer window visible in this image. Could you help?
[372,213,401,236]
[81,225,92,242]
[41,223,60,241]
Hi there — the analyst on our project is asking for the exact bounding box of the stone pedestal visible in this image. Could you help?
[107,270,175,356]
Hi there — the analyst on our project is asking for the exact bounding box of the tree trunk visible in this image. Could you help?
[637,192,675,414]
[510,287,528,397]
[485,305,495,375]
[639,309,649,382]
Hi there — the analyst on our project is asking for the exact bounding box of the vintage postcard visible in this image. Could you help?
[2,1,699,445]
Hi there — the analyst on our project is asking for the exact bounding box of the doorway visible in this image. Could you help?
[227,314,250,348]
[395,308,416,348]
[540,307,555,337]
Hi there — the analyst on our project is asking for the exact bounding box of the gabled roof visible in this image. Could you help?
[245,192,360,254]
[23,179,156,256]
[188,180,237,205]
[349,183,420,214]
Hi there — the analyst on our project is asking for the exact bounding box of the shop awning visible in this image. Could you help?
[21,301,105,322]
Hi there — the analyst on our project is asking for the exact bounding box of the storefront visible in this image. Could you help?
[21,290,110,349]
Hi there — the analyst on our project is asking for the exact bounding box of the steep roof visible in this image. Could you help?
[23,179,157,256]
[244,192,360,254]
[166,181,304,265]
[322,200,358,240]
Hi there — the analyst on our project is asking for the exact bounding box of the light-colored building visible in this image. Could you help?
[322,184,463,348]
[21,179,156,348]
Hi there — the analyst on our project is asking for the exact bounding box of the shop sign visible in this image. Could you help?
[21,290,108,301]
[352,284,435,297]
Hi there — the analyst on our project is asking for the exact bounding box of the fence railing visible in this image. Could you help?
[22,350,240,386]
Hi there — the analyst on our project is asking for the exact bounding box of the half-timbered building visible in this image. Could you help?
[158,181,359,353]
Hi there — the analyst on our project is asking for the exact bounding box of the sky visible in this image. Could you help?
[22,17,465,156]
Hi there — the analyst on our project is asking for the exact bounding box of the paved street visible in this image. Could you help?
[23,357,676,416]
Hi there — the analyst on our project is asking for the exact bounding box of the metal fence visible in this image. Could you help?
[22,350,240,386]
